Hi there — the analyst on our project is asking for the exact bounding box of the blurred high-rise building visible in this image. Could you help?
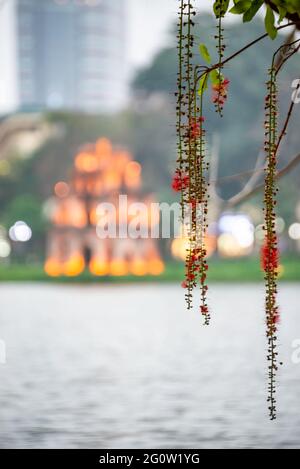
[14,0,128,113]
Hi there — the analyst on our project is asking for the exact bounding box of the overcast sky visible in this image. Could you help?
[0,0,217,111]
[128,0,212,70]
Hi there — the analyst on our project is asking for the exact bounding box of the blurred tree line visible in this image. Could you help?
[0,14,299,262]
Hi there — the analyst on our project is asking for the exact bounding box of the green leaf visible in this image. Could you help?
[213,0,230,18]
[199,44,211,64]
[287,0,300,13]
[265,5,277,40]
[243,0,264,22]
[277,6,287,23]
[209,69,219,85]
[209,69,224,85]
[230,0,251,14]
[198,74,208,96]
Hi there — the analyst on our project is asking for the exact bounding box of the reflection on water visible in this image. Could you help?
[0,283,299,449]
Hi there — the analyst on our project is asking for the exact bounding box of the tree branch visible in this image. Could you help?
[215,38,300,208]
[193,22,297,94]
[224,152,300,207]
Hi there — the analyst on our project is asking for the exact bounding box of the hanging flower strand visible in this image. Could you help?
[185,87,210,323]
[194,87,210,324]
[263,62,279,421]
[174,0,196,309]
[184,0,197,311]
[197,150,210,325]
[174,0,210,320]
[213,0,229,116]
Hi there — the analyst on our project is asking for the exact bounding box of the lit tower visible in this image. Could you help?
[45,138,164,277]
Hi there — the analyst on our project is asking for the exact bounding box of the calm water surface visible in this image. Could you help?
[0,283,299,449]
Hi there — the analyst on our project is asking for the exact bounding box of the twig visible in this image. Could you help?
[225,152,300,207]
[193,22,297,95]
[214,38,300,206]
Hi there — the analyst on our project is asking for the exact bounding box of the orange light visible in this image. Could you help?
[53,199,87,228]
[54,181,69,198]
[93,178,103,196]
[63,254,85,276]
[124,161,141,189]
[130,258,148,276]
[148,258,164,276]
[114,151,130,172]
[171,233,216,260]
[69,200,87,228]
[104,170,122,191]
[110,259,129,276]
[95,138,112,156]
[44,258,61,277]
[89,206,98,225]
[46,137,164,279]
[205,233,217,257]
[171,238,189,261]
[89,257,109,276]
[75,152,99,173]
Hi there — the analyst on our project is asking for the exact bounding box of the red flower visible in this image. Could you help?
[189,117,205,139]
[200,305,209,315]
[181,281,188,289]
[189,198,198,211]
[186,272,195,281]
[261,241,279,272]
[212,78,230,107]
[171,170,189,192]
[273,313,280,324]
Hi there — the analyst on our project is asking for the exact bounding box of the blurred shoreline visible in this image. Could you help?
[0,258,299,283]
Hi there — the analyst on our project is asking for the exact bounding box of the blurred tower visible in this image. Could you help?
[45,138,164,277]
[16,0,128,113]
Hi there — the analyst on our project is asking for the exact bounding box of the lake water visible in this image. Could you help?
[0,283,299,449]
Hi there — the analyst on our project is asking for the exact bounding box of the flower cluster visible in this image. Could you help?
[261,240,279,272]
[189,116,205,140]
[171,170,189,192]
[211,78,230,110]
[184,247,206,279]
[182,244,210,324]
